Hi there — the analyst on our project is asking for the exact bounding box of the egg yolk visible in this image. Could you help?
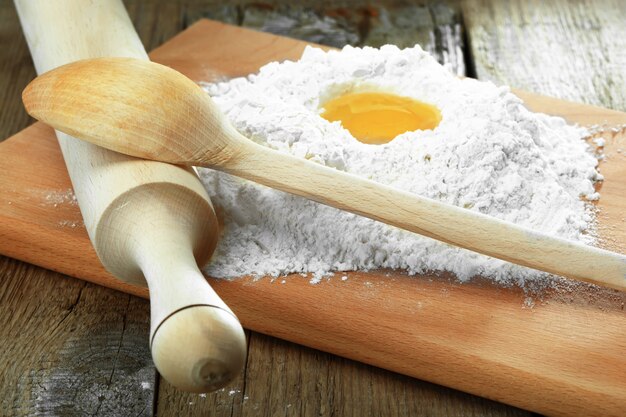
[321,92,441,144]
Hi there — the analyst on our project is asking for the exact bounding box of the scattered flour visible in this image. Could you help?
[41,188,78,207]
[197,45,601,286]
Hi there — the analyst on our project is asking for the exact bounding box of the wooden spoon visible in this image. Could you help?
[23,57,626,291]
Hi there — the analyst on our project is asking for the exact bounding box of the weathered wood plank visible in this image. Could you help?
[365,5,437,49]
[241,4,361,48]
[125,1,186,50]
[157,332,533,417]
[463,0,626,111]
[0,0,34,140]
[183,3,240,27]
[365,2,465,75]
[430,2,466,76]
[0,256,155,416]
[178,1,465,74]
[155,331,249,417]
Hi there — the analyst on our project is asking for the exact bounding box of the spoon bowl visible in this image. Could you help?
[23,57,246,166]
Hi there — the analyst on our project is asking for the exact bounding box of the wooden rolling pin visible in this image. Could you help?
[14,0,246,392]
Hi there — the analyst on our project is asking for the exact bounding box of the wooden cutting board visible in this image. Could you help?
[1,20,625,417]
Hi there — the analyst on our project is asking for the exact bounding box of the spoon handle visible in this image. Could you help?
[224,141,626,290]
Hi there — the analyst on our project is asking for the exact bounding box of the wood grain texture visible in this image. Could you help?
[0,0,33,139]
[179,1,466,74]
[0,255,155,416]
[463,0,626,111]
[157,332,532,417]
[365,2,465,75]
[241,4,361,48]
[2,19,625,417]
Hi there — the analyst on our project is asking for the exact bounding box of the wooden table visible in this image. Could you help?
[1,1,624,415]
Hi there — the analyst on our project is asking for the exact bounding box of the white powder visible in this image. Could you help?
[197,45,601,286]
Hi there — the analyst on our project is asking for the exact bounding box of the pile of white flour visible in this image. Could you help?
[197,45,601,285]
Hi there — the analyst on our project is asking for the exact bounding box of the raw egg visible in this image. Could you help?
[321,92,441,144]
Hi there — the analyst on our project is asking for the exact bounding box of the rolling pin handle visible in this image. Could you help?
[150,302,247,393]
[135,230,247,393]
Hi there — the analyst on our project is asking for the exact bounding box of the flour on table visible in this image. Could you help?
[197,45,601,286]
